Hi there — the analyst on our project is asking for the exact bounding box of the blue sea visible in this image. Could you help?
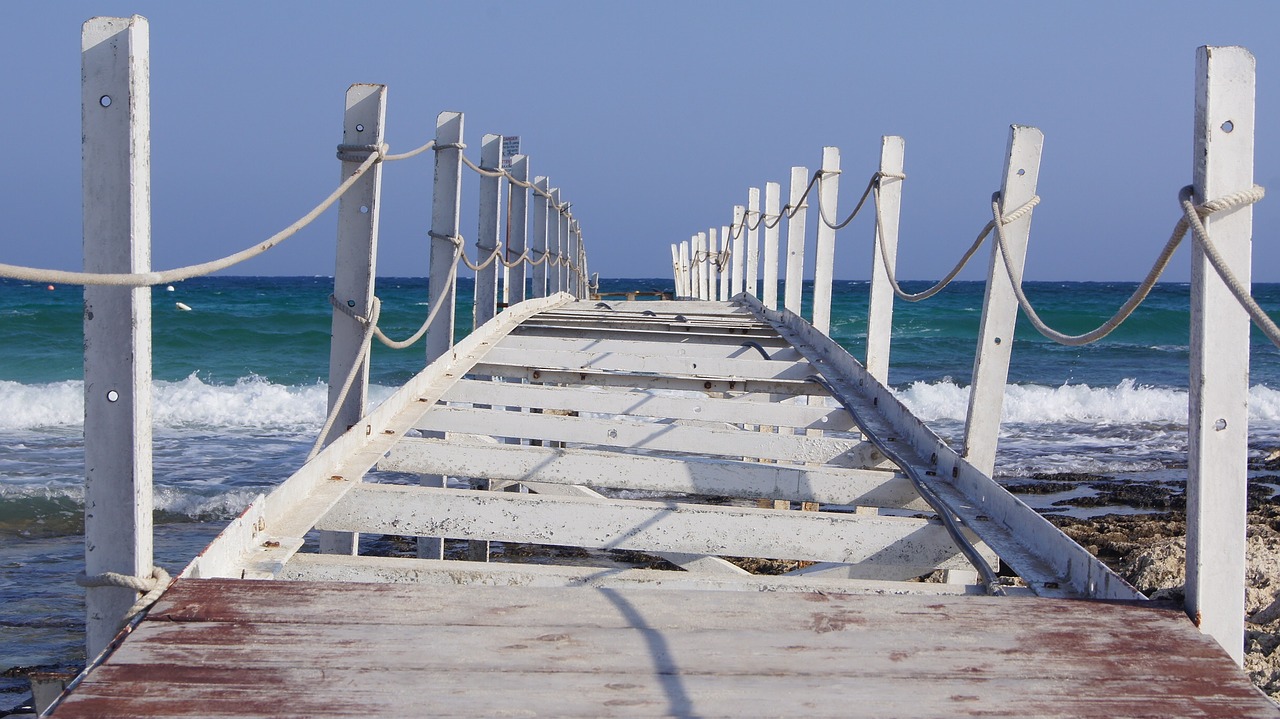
[4,276,1280,706]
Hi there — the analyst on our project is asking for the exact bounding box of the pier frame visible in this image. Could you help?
[746,187,761,297]
[762,181,782,309]
[507,156,530,304]
[731,205,745,297]
[473,134,503,328]
[813,147,840,334]
[784,166,809,314]
[531,176,550,298]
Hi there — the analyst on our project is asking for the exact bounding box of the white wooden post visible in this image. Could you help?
[813,147,840,334]
[507,156,529,305]
[709,228,721,300]
[318,85,387,556]
[784,166,809,315]
[866,136,905,384]
[474,134,502,328]
[550,189,563,294]
[706,229,716,296]
[763,181,781,309]
[731,206,746,296]
[531,177,550,298]
[82,15,153,659]
[568,216,579,297]
[719,225,731,301]
[961,126,1043,477]
[421,111,464,560]
[679,240,691,298]
[670,244,681,295]
[746,187,761,297]
[1187,45,1255,666]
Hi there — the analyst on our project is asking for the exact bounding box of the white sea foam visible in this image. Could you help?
[0,375,397,432]
[895,377,1280,425]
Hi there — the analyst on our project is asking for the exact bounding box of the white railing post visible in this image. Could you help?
[746,187,761,297]
[719,225,731,300]
[81,15,153,658]
[961,125,1043,477]
[731,206,746,296]
[568,216,580,297]
[550,189,563,294]
[1187,45,1255,666]
[813,147,840,334]
[763,181,781,309]
[531,176,550,298]
[507,155,530,305]
[474,134,502,327]
[784,166,809,315]
[670,244,681,296]
[421,111,465,560]
[866,136,905,384]
[679,240,691,298]
[698,231,711,299]
[319,84,387,557]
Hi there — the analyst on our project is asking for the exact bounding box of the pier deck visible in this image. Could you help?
[49,299,1280,716]
[52,580,1274,718]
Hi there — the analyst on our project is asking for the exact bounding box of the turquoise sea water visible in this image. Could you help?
[4,275,1280,706]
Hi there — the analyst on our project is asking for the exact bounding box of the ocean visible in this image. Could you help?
[4,275,1280,705]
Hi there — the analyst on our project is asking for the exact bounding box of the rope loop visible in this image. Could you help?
[433,141,467,151]
[428,230,465,247]
[336,143,387,163]
[328,294,372,325]
[77,566,171,623]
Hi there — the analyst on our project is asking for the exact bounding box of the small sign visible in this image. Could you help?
[501,136,520,168]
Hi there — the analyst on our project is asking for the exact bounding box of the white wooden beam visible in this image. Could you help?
[719,224,732,301]
[784,167,809,315]
[762,181,782,310]
[478,346,816,381]
[81,14,153,658]
[746,187,761,297]
[412,408,875,465]
[282,554,982,595]
[426,112,464,364]
[812,147,840,334]
[731,206,746,296]
[866,136,905,384]
[678,240,691,298]
[501,331,796,360]
[473,364,825,397]
[473,134,502,328]
[320,84,387,556]
[961,126,1043,477]
[317,484,970,568]
[441,378,852,430]
[531,176,550,298]
[1187,45,1255,666]
[506,156,530,305]
[379,437,917,507]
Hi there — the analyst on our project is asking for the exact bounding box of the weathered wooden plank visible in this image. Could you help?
[498,333,803,362]
[440,378,854,430]
[479,345,815,381]
[472,364,827,396]
[378,437,920,507]
[412,406,877,465]
[316,485,974,569]
[281,554,977,594]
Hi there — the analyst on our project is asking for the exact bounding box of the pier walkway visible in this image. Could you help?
[15,18,1278,717]
[50,299,1277,717]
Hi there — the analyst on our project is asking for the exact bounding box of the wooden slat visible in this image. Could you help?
[413,406,876,465]
[472,364,825,396]
[480,346,816,381]
[441,378,855,430]
[378,436,923,508]
[281,554,981,594]
[315,484,980,571]
[497,333,805,362]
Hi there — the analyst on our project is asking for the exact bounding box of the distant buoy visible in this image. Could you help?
[46,285,55,291]
[175,302,192,311]
[166,285,175,292]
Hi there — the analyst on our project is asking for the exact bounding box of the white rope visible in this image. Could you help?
[76,566,171,624]
[871,187,1039,303]
[993,184,1266,347]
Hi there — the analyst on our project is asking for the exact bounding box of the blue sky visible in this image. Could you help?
[4,1,1279,281]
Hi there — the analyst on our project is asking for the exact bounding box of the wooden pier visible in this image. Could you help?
[17,16,1280,718]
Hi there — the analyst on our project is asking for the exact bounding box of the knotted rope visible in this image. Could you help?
[76,566,171,626]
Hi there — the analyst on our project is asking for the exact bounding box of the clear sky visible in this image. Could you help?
[4,1,1279,282]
